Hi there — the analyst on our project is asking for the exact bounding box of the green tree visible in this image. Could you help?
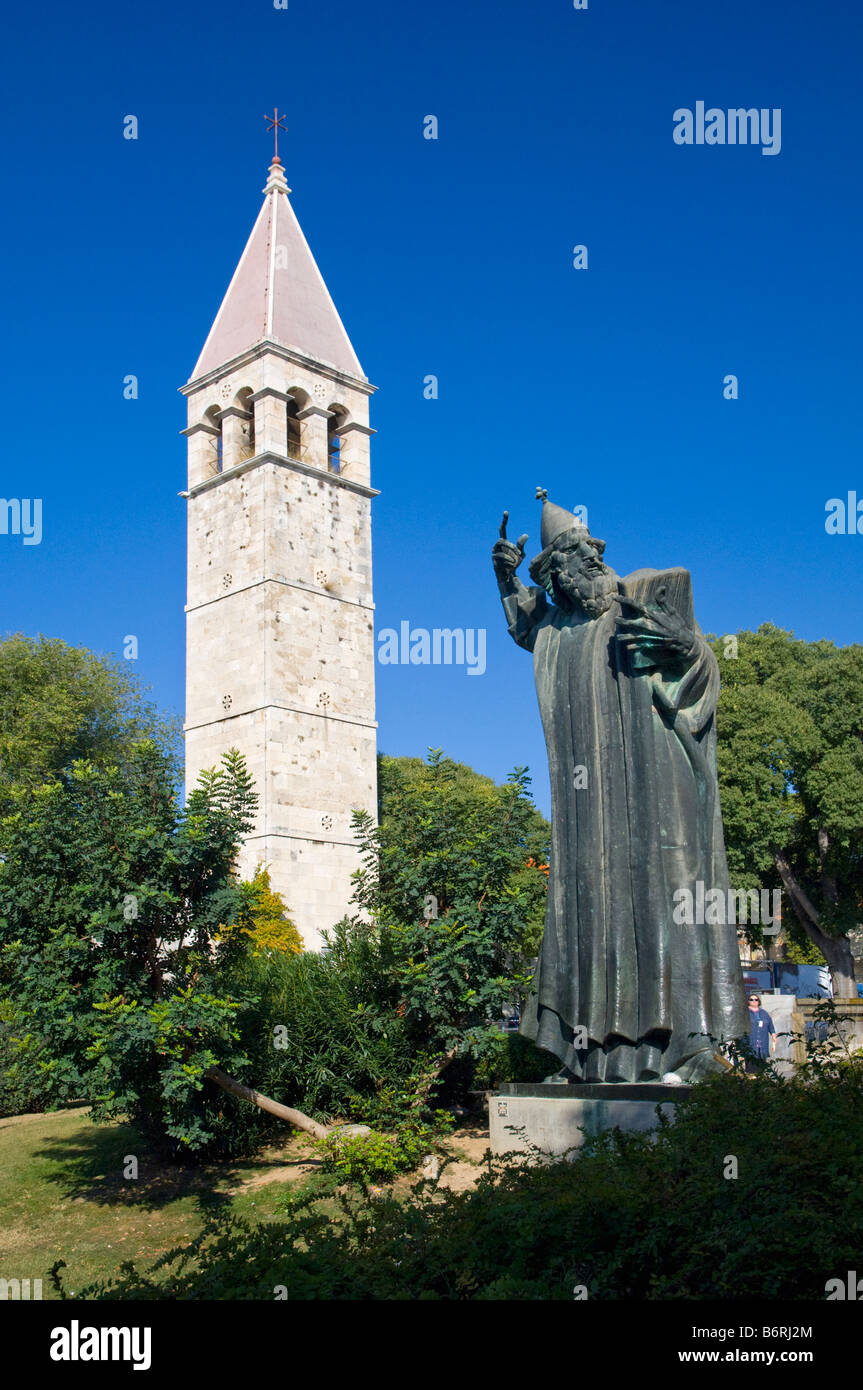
[0,743,262,1151]
[711,625,863,996]
[228,932,418,1126]
[0,633,179,809]
[345,750,551,1082]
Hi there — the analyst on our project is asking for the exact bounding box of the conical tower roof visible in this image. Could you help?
[191,158,364,381]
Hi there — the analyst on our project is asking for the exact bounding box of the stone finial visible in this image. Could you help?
[263,157,291,196]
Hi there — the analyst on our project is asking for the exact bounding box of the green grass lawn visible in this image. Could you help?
[0,1107,321,1297]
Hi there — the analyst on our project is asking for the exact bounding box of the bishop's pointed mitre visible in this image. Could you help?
[540,500,587,549]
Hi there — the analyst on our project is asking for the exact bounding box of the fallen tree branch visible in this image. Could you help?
[205,1066,330,1141]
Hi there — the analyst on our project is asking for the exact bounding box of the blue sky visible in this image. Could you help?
[2,0,861,815]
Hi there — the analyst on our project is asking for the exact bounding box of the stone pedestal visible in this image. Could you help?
[489,1082,693,1160]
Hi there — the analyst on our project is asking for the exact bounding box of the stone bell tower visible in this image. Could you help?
[181,151,378,950]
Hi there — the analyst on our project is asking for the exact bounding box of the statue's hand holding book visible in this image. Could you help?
[614,574,700,670]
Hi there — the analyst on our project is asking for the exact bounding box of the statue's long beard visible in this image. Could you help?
[553,567,616,618]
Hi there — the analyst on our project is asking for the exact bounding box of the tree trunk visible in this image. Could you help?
[407,1045,460,1113]
[818,827,841,910]
[817,933,858,1001]
[205,1066,330,1141]
[773,852,857,998]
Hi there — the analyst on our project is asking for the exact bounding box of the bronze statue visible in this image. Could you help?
[493,496,747,1083]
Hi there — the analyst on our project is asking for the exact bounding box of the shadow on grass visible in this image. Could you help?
[33,1120,318,1214]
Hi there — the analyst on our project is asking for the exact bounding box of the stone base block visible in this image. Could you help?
[489,1082,693,1159]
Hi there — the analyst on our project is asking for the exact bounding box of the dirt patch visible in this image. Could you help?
[223,1135,321,1193]
[0,1104,89,1131]
[435,1127,491,1192]
[221,1124,493,1199]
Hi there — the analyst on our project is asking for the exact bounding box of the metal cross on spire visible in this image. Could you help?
[264,108,289,162]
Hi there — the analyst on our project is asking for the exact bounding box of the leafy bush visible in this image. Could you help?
[228,927,422,1127]
[354,752,550,1062]
[0,744,261,1154]
[58,1060,863,1300]
[0,996,71,1118]
[471,1031,560,1088]
[224,866,302,957]
[317,1120,448,1184]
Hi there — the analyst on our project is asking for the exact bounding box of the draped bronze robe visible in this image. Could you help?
[503,567,747,1082]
